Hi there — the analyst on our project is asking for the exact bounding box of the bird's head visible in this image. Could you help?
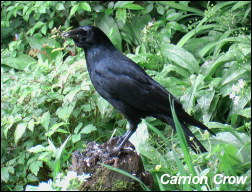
[62,26,113,49]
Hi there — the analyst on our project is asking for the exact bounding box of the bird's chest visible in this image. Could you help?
[87,61,117,97]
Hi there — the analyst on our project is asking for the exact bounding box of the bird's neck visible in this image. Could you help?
[84,44,116,70]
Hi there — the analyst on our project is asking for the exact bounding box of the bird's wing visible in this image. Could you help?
[92,57,183,115]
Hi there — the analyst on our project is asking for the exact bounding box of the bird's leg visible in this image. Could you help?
[116,130,134,150]
[110,129,135,155]
[116,130,131,145]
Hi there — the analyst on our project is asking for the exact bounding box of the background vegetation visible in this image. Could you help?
[1,1,251,191]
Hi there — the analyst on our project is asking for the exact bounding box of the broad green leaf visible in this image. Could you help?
[181,74,204,112]
[72,134,81,143]
[166,12,180,21]
[237,108,251,118]
[28,119,34,132]
[26,37,44,50]
[80,124,97,134]
[80,2,91,11]
[74,122,83,134]
[45,122,66,137]
[122,3,144,10]
[96,14,122,51]
[28,145,47,153]
[114,1,134,9]
[1,167,9,183]
[41,24,47,35]
[29,161,43,176]
[221,62,248,85]
[48,20,54,29]
[26,21,45,35]
[177,24,220,47]
[163,2,204,15]
[161,43,199,74]
[56,105,74,121]
[56,3,64,10]
[1,51,37,70]
[70,4,79,17]
[41,111,50,131]
[64,87,80,103]
[27,174,39,182]
[15,122,27,144]
[157,5,165,15]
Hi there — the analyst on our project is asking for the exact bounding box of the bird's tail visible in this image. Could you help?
[177,110,215,135]
[157,115,208,153]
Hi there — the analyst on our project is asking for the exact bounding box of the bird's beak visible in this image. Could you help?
[62,28,81,39]
[62,31,75,39]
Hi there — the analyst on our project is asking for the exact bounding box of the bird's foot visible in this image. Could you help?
[109,146,135,157]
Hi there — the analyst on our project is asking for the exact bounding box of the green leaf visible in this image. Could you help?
[64,87,80,103]
[237,108,251,118]
[41,24,47,35]
[122,3,144,10]
[74,122,83,134]
[48,20,54,29]
[1,51,37,70]
[221,62,248,86]
[177,24,220,47]
[80,124,97,134]
[54,135,71,178]
[45,122,66,137]
[14,122,27,144]
[181,74,204,112]
[28,119,34,132]
[70,4,79,17]
[114,1,134,9]
[161,43,199,74]
[231,1,250,11]
[29,161,43,176]
[1,167,9,183]
[96,14,122,51]
[41,111,51,131]
[80,2,91,11]
[26,36,44,50]
[28,145,47,153]
[56,3,65,11]
[72,134,81,143]
[27,174,39,182]
[166,12,180,21]
[56,106,74,121]
[164,2,204,15]
[26,21,45,36]
[157,5,165,15]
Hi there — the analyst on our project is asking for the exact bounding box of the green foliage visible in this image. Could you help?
[1,1,251,191]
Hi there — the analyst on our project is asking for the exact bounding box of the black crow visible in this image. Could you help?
[62,26,215,153]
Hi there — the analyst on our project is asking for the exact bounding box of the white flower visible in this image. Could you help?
[229,92,236,99]
[77,173,91,181]
[231,84,240,93]
[147,21,154,28]
[61,171,78,190]
[37,180,53,191]
[233,96,240,105]
[238,79,245,89]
